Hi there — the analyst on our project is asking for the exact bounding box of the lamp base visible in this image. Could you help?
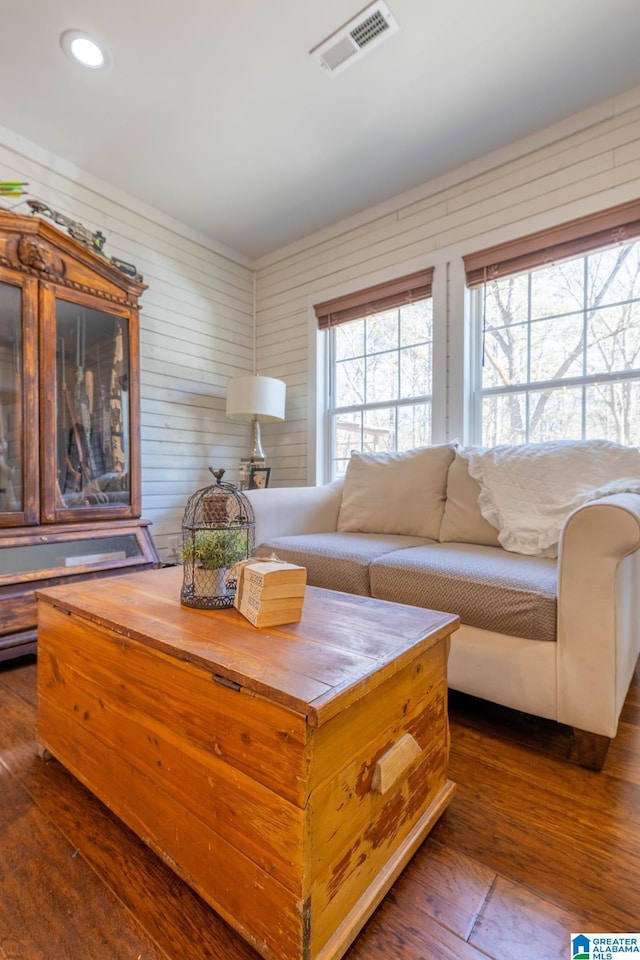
[249,417,266,461]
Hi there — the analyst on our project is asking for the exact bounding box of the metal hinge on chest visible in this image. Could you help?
[212,673,242,692]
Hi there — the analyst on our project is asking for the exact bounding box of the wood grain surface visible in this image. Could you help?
[36,566,458,724]
[4,649,639,959]
[35,574,456,960]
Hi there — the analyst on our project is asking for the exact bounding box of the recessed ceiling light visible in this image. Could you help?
[60,30,110,69]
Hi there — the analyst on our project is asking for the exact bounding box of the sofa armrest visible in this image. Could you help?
[557,492,640,737]
[244,480,343,546]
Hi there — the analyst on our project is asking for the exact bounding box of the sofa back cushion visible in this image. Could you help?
[439,451,501,547]
[337,444,455,539]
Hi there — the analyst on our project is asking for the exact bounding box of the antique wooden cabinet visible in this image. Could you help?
[0,209,160,660]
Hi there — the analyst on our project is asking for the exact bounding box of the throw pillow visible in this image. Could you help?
[337,444,455,539]
[439,451,501,547]
[464,438,640,556]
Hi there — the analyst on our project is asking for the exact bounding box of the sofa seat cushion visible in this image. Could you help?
[255,532,435,597]
[369,543,557,642]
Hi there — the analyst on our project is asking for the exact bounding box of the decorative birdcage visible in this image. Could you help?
[180,468,255,609]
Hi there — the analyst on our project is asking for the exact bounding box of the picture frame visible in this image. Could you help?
[248,466,271,490]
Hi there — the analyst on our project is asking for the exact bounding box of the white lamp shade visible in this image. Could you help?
[226,375,286,422]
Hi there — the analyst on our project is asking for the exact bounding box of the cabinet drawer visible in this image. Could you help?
[0,590,36,634]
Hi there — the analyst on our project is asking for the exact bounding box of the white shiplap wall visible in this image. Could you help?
[0,129,254,561]
[255,86,640,486]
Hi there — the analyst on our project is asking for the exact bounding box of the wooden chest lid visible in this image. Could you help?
[37,566,458,726]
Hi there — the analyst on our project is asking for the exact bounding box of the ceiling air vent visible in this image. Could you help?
[311,2,399,77]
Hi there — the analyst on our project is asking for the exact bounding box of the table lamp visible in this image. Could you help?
[226,374,286,461]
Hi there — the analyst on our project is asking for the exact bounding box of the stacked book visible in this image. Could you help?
[235,560,307,628]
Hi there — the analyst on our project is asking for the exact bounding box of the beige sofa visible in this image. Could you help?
[245,442,640,769]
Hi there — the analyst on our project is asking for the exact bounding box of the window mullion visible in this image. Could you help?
[481,365,640,396]
[396,307,401,449]
[333,394,432,415]
[361,318,367,451]
[526,272,532,443]
[328,329,335,410]
[582,255,589,438]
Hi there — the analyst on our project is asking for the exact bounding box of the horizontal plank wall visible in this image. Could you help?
[255,85,640,486]
[5,83,640,517]
[0,132,253,561]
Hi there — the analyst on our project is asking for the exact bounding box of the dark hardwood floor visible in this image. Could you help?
[1,654,638,960]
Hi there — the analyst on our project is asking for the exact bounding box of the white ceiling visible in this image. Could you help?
[3,0,640,261]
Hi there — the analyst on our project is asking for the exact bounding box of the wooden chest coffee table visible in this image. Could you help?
[36,567,458,960]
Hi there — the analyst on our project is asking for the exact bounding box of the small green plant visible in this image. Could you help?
[181,528,248,569]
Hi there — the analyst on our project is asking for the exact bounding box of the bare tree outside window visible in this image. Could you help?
[479,239,640,446]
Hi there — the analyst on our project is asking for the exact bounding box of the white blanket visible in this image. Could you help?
[462,439,640,556]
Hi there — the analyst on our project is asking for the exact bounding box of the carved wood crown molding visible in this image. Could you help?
[4,234,141,307]
[17,236,65,277]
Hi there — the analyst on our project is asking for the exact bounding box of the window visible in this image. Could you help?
[465,200,640,446]
[314,270,433,479]
[329,300,434,476]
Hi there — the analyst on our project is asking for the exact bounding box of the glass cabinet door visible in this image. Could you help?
[0,273,38,525]
[0,531,147,581]
[0,281,22,513]
[55,300,132,511]
[40,284,140,523]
